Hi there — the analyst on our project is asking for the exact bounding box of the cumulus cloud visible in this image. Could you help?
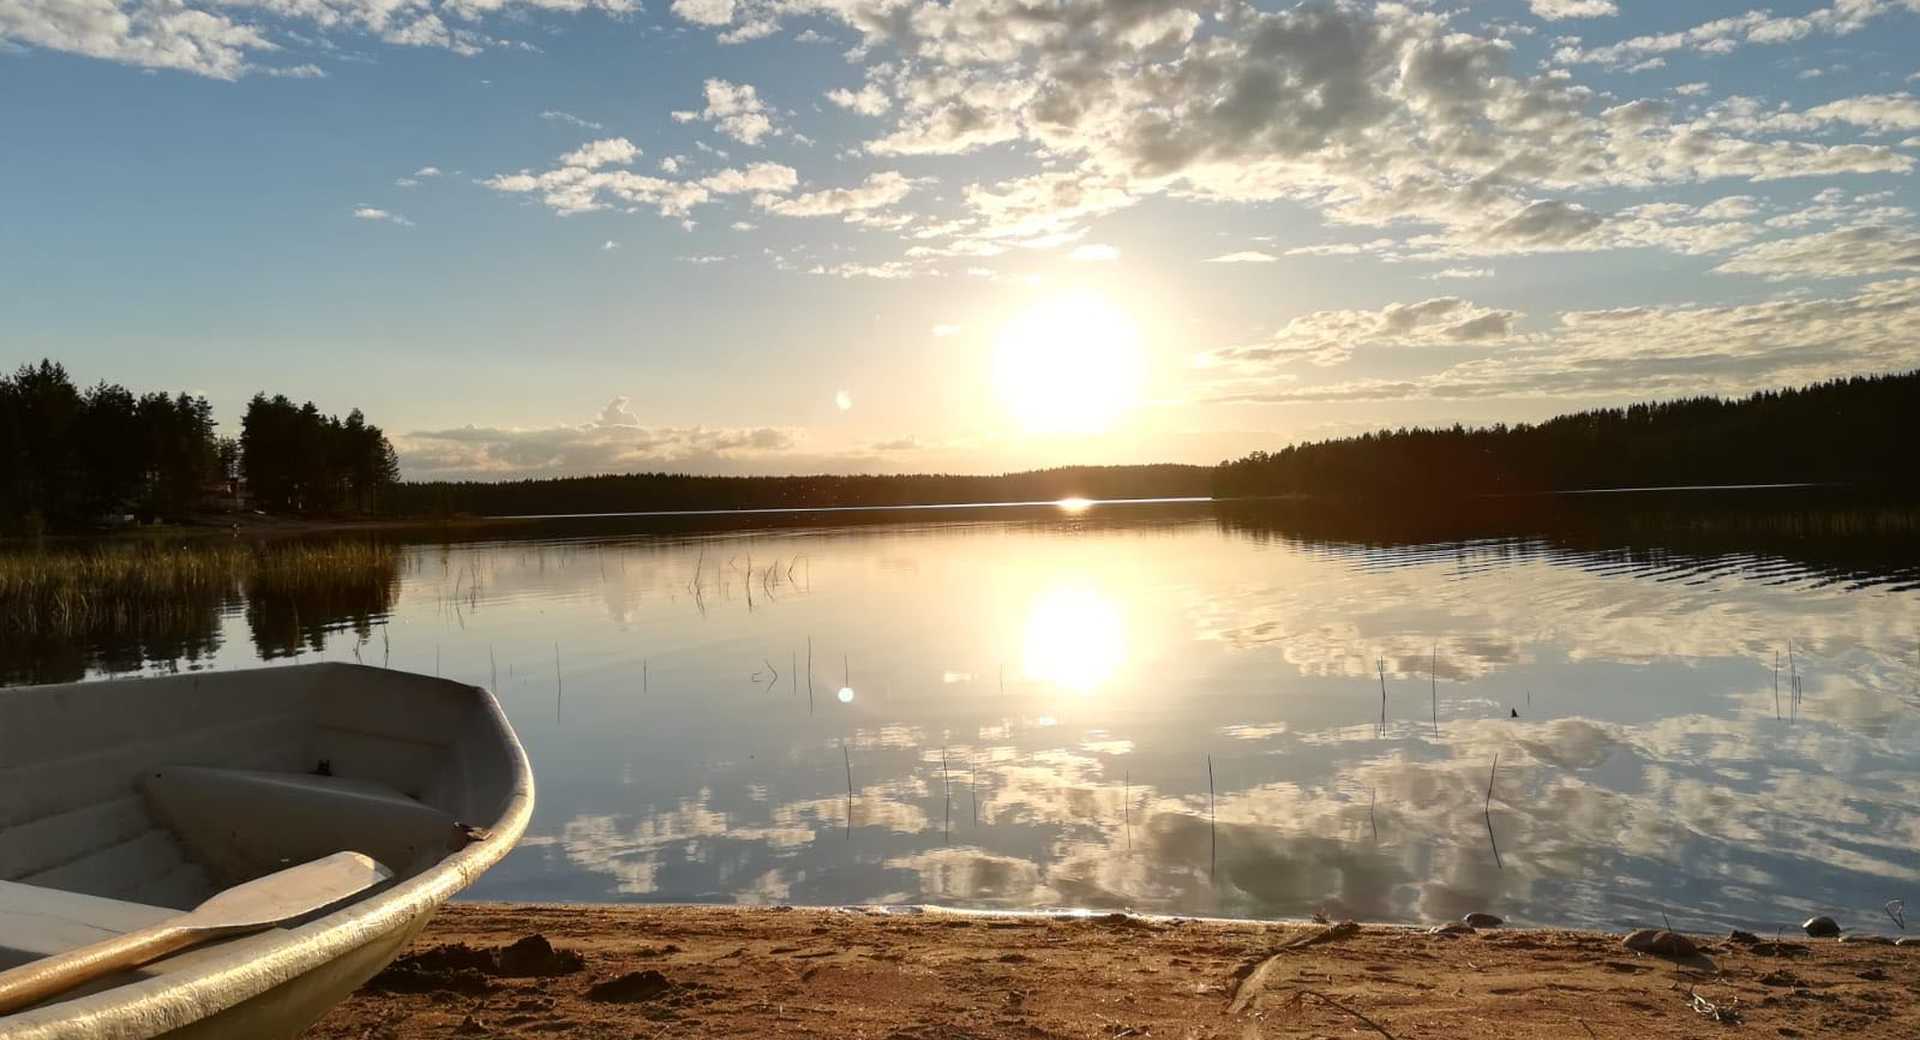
[656,0,1911,265]
[1200,297,1524,370]
[557,137,639,169]
[673,79,779,145]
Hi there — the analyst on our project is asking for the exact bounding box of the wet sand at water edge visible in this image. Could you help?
[300,903,1920,1038]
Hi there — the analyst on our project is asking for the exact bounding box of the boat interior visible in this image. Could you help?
[0,664,520,1010]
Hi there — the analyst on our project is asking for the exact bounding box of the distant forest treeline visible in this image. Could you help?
[1,360,398,533]
[387,465,1213,517]
[1213,371,1919,501]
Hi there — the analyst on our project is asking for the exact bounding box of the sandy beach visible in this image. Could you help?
[301,903,1918,1038]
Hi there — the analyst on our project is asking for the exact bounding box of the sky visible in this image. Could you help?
[3,0,1919,481]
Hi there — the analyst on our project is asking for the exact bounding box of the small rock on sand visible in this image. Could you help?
[1622,929,1698,957]
[1463,913,1503,929]
[497,935,586,977]
[1728,930,1760,944]
[1803,916,1841,938]
[1428,922,1476,937]
[586,970,674,1003]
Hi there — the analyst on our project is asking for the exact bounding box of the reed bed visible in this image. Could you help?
[0,541,402,636]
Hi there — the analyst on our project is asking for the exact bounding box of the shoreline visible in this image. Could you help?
[303,902,1918,1038]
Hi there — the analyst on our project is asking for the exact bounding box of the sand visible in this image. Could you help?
[301,903,1919,1039]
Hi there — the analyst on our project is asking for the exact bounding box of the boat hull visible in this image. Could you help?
[0,664,534,1039]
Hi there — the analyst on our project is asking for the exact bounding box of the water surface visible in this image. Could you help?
[10,501,1920,933]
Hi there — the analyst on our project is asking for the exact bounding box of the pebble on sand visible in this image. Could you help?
[1803,916,1842,938]
[1622,929,1699,957]
[1463,913,1503,929]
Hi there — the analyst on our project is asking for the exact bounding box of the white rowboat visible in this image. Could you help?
[0,663,533,1039]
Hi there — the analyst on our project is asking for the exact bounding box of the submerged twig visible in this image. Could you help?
[1282,990,1397,1040]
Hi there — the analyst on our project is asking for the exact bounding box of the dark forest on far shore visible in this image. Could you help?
[1213,370,1918,501]
[6,363,1914,533]
[387,465,1213,518]
[1,360,398,534]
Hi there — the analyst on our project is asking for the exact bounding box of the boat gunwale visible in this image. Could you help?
[0,663,536,1040]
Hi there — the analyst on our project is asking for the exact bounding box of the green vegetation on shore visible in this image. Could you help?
[0,541,402,637]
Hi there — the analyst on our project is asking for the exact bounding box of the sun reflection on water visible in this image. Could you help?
[1022,583,1127,694]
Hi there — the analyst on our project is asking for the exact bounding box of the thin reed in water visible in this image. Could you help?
[1207,755,1217,880]
[843,743,854,839]
[1484,753,1503,870]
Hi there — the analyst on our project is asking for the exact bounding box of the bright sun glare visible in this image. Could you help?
[1022,584,1126,694]
[993,291,1146,435]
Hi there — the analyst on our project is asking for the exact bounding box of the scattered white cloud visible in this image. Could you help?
[1529,0,1618,21]
[1553,0,1908,68]
[542,110,603,131]
[1423,267,1494,280]
[1204,251,1280,264]
[757,170,912,219]
[1713,224,1920,279]
[673,78,778,145]
[1204,277,1920,404]
[602,240,619,250]
[1069,243,1119,262]
[834,389,853,410]
[809,260,918,279]
[396,396,849,480]
[353,206,413,226]
[826,83,890,117]
[1201,297,1524,370]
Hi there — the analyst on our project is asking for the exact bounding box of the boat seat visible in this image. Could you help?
[141,767,460,888]
[0,880,175,970]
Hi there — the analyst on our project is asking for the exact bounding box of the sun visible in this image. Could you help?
[993,291,1146,435]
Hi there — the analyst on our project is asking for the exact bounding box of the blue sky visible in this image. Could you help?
[3,0,1918,479]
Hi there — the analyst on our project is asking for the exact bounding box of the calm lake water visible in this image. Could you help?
[12,500,1920,933]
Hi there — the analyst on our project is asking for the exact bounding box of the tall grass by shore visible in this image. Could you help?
[0,541,402,636]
